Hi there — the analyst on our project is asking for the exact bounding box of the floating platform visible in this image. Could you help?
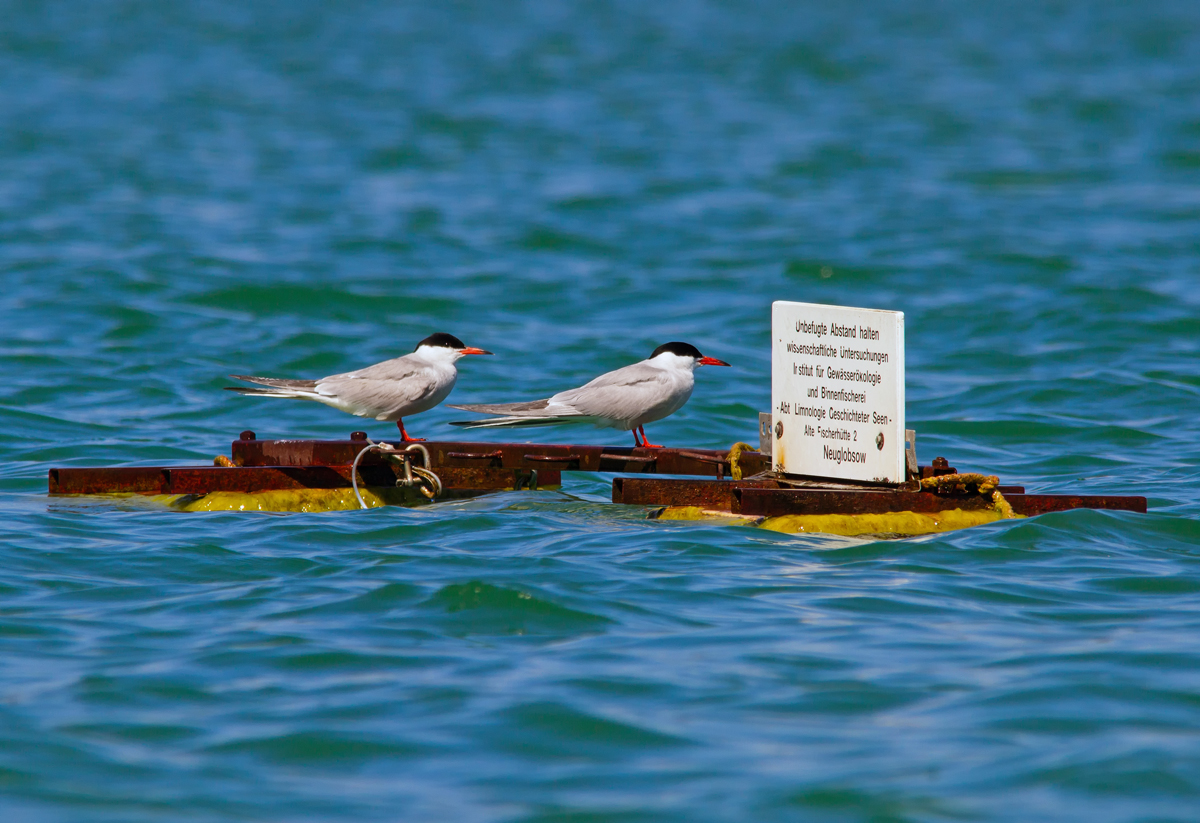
[48,430,763,498]
[47,430,1147,532]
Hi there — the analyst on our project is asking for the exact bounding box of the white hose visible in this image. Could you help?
[350,442,379,510]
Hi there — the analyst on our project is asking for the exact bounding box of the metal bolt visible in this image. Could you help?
[775,420,784,439]
[350,431,368,441]
[932,456,948,469]
[240,431,256,441]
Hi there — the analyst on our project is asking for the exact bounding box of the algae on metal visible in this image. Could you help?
[758,508,1013,536]
[158,486,430,512]
[654,505,1020,536]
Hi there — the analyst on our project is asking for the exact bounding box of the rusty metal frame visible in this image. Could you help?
[49,465,555,497]
[46,430,1149,518]
[229,432,770,479]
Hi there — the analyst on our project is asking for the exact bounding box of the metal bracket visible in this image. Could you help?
[758,413,773,458]
[390,444,443,499]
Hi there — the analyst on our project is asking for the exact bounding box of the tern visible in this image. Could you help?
[225,332,493,441]
[448,342,730,448]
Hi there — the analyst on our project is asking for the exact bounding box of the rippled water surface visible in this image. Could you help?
[3,2,1200,820]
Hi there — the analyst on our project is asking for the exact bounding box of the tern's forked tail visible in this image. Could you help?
[224,374,320,399]
[448,415,596,430]
[446,398,594,429]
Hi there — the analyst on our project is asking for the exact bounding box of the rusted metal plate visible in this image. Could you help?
[231,436,770,478]
[49,465,557,496]
[736,488,993,516]
[736,489,1146,517]
[1001,494,1147,517]
[49,468,167,496]
[611,478,1025,510]
[613,477,1146,517]
[612,477,783,510]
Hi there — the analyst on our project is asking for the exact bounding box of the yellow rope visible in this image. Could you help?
[920,472,998,493]
[991,489,1016,519]
[726,442,756,481]
[920,472,1018,519]
[213,455,235,468]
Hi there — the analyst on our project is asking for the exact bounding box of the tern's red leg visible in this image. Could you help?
[631,428,643,448]
[637,426,664,449]
[396,419,425,442]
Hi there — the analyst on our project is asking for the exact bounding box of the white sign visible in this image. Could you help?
[771,301,905,483]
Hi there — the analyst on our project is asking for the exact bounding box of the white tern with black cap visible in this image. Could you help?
[225,332,493,441]
[448,342,730,448]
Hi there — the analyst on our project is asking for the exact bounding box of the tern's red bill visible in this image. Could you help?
[698,356,730,366]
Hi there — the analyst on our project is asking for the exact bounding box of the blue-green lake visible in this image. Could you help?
[2,2,1199,820]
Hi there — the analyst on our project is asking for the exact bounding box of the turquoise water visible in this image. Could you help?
[3,2,1200,820]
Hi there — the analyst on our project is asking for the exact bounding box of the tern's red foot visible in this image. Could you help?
[636,426,664,449]
[396,420,425,442]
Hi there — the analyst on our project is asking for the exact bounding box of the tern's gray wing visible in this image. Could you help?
[550,361,691,423]
[448,360,694,431]
[448,363,663,420]
[450,361,686,424]
[326,354,424,382]
[318,373,444,419]
[564,361,660,393]
[317,355,447,419]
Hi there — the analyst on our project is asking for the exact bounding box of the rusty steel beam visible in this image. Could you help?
[49,465,556,497]
[229,432,770,478]
[737,488,992,516]
[612,477,782,510]
[612,477,1146,517]
[49,467,165,496]
[735,488,1146,517]
[613,477,1022,511]
[997,494,1147,517]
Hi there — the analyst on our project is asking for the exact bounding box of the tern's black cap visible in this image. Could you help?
[416,333,467,350]
[650,342,704,359]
